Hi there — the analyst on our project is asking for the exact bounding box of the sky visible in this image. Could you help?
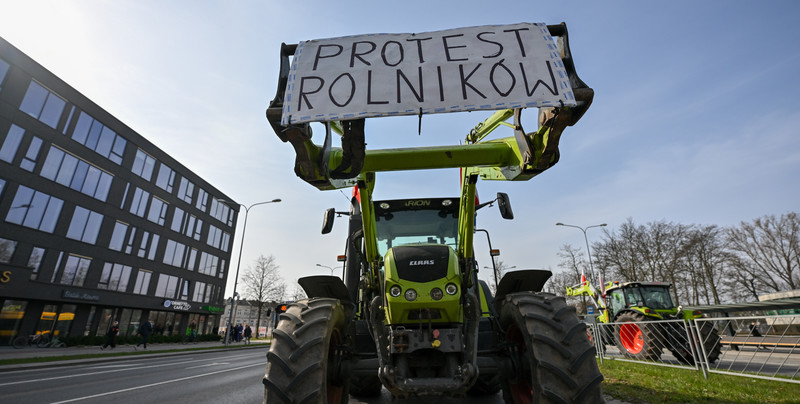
[2,0,799,299]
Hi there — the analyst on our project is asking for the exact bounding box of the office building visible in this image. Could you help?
[0,36,237,344]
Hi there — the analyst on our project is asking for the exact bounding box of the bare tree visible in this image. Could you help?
[594,218,643,282]
[241,255,286,335]
[683,225,731,305]
[726,212,800,296]
[487,259,514,295]
[289,285,307,301]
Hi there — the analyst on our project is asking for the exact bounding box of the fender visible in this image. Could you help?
[298,275,351,302]
[493,269,552,303]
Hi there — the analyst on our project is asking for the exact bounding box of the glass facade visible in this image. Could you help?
[0,37,234,345]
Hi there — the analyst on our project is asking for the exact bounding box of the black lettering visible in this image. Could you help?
[490,59,515,96]
[442,34,468,62]
[297,76,324,111]
[313,44,344,70]
[437,66,445,102]
[367,71,389,105]
[396,67,424,103]
[350,41,376,67]
[405,36,432,63]
[329,73,356,107]
[459,64,486,99]
[477,31,503,58]
[519,61,558,96]
[381,41,404,67]
[503,28,529,57]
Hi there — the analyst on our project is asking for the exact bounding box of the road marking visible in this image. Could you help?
[49,362,264,403]
[0,352,259,387]
[185,362,229,369]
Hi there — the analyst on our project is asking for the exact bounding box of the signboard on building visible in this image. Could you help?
[63,289,100,301]
[163,300,191,310]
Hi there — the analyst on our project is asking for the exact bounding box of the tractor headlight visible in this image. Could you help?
[404,289,417,301]
[430,288,443,301]
[389,285,402,297]
[445,283,458,295]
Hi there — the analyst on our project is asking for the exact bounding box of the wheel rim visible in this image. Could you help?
[619,323,644,354]
[506,323,533,404]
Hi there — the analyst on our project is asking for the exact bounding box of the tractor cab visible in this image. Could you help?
[605,282,677,320]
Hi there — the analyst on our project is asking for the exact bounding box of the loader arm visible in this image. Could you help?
[265,23,593,191]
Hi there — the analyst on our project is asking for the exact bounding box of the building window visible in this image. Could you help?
[20,136,43,172]
[98,262,131,292]
[193,218,203,240]
[54,254,91,286]
[137,231,159,261]
[5,185,64,233]
[71,111,126,164]
[186,248,197,271]
[132,270,152,295]
[193,282,206,302]
[132,149,156,181]
[27,246,45,280]
[196,188,208,212]
[163,239,186,268]
[156,163,175,193]
[178,177,194,204]
[147,196,168,225]
[0,237,17,263]
[109,221,129,252]
[129,187,149,217]
[0,58,9,91]
[198,252,218,277]
[40,146,113,201]
[207,225,222,249]
[19,80,66,129]
[66,206,103,244]
[210,197,232,224]
[0,124,25,163]
[154,273,179,299]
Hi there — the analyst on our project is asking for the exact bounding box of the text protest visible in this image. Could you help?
[281,23,575,125]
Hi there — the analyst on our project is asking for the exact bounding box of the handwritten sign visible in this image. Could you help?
[281,23,575,125]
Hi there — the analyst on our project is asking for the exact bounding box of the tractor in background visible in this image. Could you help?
[567,280,722,364]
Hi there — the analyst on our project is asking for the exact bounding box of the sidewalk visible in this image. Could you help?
[0,339,269,371]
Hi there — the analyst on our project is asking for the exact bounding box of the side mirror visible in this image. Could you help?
[496,192,514,220]
[322,208,336,234]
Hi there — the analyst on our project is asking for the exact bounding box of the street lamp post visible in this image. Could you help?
[555,222,607,281]
[220,198,281,347]
[316,263,335,275]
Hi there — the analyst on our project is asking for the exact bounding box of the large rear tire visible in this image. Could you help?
[670,321,722,365]
[614,311,662,361]
[498,292,604,404]
[264,298,350,404]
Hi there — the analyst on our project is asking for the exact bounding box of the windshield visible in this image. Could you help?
[374,198,459,257]
[624,286,674,310]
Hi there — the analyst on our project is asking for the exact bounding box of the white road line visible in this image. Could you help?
[49,362,264,404]
[185,362,229,369]
[0,352,258,387]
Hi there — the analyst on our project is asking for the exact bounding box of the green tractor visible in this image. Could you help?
[566,280,722,365]
[263,23,604,403]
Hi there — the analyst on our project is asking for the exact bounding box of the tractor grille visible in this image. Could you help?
[392,245,450,283]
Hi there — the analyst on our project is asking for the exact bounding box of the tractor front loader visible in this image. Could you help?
[264,23,604,403]
[566,280,722,365]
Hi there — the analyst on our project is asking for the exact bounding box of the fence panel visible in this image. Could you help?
[696,315,800,384]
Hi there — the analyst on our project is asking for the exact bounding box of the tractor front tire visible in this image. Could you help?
[614,311,662,361]
[264,298,350,404]
[498,292,604,404]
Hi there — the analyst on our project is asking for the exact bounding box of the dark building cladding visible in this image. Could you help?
[0,36,238,344]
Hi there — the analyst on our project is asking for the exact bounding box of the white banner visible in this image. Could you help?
[281,23,575,125]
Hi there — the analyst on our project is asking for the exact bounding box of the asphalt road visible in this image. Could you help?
[0,347,505,404]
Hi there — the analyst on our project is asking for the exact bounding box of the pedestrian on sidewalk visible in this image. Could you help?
[135,319,153,350]
[101,321,119,350]
[244,324,252,344]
